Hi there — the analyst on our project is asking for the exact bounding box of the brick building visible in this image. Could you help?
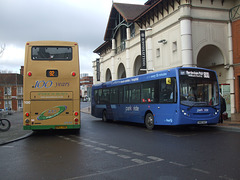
[0,66,24,111]
[231,5,240,113]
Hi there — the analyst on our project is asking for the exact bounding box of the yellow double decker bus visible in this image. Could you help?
[23,41,80,130]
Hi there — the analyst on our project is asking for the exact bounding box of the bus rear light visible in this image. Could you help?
[74,118,78,122]
[28,72,32,76]
[72,72,76,76]
[25,119,30,123]
[25,112,30,117]
[74,112,78,116]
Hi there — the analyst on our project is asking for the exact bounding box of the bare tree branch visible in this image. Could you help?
[0,44,6,57]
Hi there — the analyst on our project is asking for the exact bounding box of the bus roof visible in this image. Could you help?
[26,41,78,46]
[93,67,217,89]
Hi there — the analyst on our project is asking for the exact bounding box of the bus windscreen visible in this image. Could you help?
[32,46,72,60]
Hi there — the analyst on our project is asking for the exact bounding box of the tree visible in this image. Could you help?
[0,44,6,57]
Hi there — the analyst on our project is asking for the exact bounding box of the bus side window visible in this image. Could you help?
[100,89,109,104]
[98,89,103,104]
[110,88,118,104]
[119,86,123,104]
[123,86,129,103]
[94,90,99,104]
[141,80,158,103]
[129,84,140,103]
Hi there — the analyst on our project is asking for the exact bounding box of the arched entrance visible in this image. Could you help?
[106,68,112,82]
[133,55,147,76]
[197,45,224,68]
[117,63,126,79]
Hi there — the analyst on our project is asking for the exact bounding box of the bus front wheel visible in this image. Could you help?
[145,113,154,130]
[102,110,107,122]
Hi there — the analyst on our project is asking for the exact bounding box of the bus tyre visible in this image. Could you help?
[145,113,154,130]
[102,110,107,122]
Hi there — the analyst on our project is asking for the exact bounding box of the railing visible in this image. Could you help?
[230,4,240,22]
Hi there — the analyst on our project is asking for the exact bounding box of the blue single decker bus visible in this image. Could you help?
[91,67,220,129]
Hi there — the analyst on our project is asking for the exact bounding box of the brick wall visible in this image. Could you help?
[232,20,240,112]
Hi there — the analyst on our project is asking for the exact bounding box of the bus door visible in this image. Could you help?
[156,78,178,125]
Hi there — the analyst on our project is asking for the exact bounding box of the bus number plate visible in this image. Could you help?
[197,121,207,125]
[55,126,67,129]
[46,70,58,77]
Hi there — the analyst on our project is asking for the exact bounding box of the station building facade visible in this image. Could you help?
[93,0,240,114]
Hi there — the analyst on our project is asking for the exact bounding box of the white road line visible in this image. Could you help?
[117,154,131,159]
[119,148,132,153]
[94,147,105,151]
[108,145,119,149]
[64,160,162,180]
[169,161,186,167]
[191,168,210,174]
[105,151,118,155]
[147,156,164,162]
[131,159,147,164]
[132,152,145,156]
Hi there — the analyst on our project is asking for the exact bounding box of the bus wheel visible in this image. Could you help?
[102,110,107,122]
[145,113,154,130]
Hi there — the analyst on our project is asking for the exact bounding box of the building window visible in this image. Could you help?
[156,48,160,57]
[5,100,12,109]
[18,99,23,109]
[4,87,11,95]
[130,23,135,38]
[17,87,23,95]
[172,41,177,52]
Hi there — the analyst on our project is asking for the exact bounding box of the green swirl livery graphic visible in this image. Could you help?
[37,106,67,120]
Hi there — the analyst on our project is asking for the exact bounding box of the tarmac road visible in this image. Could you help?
[0,105,240,179]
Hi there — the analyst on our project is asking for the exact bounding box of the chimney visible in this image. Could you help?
[20,66,24,76]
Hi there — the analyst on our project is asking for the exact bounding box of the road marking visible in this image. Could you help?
[132,152,145,156]
[191,168,210,174]
[94,147,105,151]
[119,148,132,153]
[105,151,118,155]
[169,161,186,167]
[84,144,95,148]
[148,156,164,162]
[108,145,119,149]
[117,154,131,159]
[131,159,147,164]
[2,145,14,148]
[64,160,162,180]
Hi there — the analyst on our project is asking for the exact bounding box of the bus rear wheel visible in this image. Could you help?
[145,113,154,130]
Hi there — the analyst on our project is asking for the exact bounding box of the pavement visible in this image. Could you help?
[1,107,240,146]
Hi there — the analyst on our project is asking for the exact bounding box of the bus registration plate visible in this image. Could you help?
[56,126,67,129]
[197,121,207,125]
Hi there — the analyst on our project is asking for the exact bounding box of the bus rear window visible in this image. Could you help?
[32,46,72,60]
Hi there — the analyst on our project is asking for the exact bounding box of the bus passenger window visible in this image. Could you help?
[123,86,129,103]
[94,90,99,104]
[141,80,158,103]
[129,84,140,103]
[119,87,123,104]
[110,88,118,104]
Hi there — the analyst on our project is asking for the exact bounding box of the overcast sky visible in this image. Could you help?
[0,0,146,75]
